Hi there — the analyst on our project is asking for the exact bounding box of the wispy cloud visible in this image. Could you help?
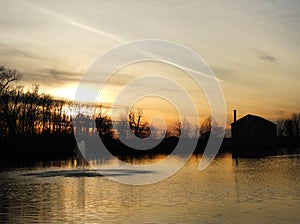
[68,20,123,43]
[42,68,81,82]
[0,44,38,59]
[26,2,124,43]
[22,68,81,87]
[256,50,278,63]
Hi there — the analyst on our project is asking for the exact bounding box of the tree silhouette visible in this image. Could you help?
[128,108,150,138]
[200,116,223,139]
[171,118,191,138]
[277,113,300,137]
[0,66,22,93]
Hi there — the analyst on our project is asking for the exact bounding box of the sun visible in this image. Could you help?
[53,85,77,100]
[53,85,115,103]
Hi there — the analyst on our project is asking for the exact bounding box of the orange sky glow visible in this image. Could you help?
[1,0,299,129]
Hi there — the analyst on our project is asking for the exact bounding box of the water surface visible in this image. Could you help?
[0,154,299,223]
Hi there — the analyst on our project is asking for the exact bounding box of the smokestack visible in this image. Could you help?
[234,110,237,123]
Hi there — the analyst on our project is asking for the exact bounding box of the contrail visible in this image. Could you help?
[26,2,124,43]
[26,2,220,82]
[67,20,123,43]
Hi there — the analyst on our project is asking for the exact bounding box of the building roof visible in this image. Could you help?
[230,114,277,127]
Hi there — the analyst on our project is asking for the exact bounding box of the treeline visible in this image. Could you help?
[0,65,212,140]
[0,66,77,160]
[0,65,208,161]
[3,65,298,162]
[277,113,300,137]
[277,113,300,150]
[0,66,124,141]
[0,66,73,140]
[0,66,168,161]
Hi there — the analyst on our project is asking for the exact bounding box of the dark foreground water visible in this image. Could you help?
[0,154,299,223]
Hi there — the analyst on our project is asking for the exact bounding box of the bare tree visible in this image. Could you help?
[95,115,113,139]
[128,108,150,138]
[0,66,22,93]
[170,118,192,138]
[200,116,224,139]
[200,116,212,139]
[172,120,181,137]
[291,113,300,137]
[277,113,300,137]
[277,118,285,137]
[115,113,130,140]
[0,66,22,139]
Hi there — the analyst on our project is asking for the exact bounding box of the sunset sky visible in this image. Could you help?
[1,0,300,127]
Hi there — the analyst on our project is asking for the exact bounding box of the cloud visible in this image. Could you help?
[22,68,81,87]
[26,2,124,43]
[42,68,81,81]
[68,20,123,43]
[0,44,38,59]
[256,50,278,63]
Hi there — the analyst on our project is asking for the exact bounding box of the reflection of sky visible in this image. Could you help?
[2,155,300,223]
[1,0,300,123]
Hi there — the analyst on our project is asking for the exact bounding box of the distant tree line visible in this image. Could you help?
[0,65,235,162]
[0,66,73,142]
[277,113,300,137]
[0,66,164,145]
[1,65,220,141]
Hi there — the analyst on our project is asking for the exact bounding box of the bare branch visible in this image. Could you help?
[0,66,22,93]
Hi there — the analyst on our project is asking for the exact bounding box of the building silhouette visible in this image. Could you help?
[231,110,277,157]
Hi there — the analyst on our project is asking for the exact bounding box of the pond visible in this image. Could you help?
[0,154,299,223]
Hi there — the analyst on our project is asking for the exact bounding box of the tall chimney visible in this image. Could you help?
[234,110,237,123]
